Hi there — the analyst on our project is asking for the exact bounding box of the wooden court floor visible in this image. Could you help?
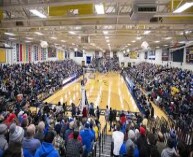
[44,72,139,112]
[43,72,168,120]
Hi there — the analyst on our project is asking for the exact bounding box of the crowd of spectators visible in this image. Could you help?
[125,62,193,131]
[109,109,193,157]
[92,56,120,72]
[0,101,100,157]
[0,60,82,111]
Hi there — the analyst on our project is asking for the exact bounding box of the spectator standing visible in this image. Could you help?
[34,121,45,143]
[0,124,8,152]
[80,122,94,157]
[112,123,124,157]
[53,124,65,156]
[35,131,60,157]
[136,126,150,157]
[66,130,83,157]
[161,138,179,157]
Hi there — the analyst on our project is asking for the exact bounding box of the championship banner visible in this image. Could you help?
[38,46,41,61]
[130,51,138,59]
[19,44,22,62]
[22,44,26,62]
[186,46,193,64]
[26,45,29,62]
[16,44,20,62]
[162,48,169,61]
[12,43,17,63]
[28,46,31,62]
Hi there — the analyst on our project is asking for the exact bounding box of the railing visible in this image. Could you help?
[147,116,193,145]
[98,123,107,157]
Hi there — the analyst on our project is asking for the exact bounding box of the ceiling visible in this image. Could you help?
[0,0,193,52]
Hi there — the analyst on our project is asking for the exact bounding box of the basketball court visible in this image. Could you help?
[44,72,167,120]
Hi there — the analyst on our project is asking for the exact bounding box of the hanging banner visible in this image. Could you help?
[19,44,22,62]
[186,46,193,64]
[16,44,20,62]
[130,51,138,59]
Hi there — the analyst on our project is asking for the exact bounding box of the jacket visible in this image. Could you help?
[80,128,94,152]
[34,142,60,157]
[161,147,177,157]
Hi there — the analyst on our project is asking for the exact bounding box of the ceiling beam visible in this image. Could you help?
[0,0,170,10]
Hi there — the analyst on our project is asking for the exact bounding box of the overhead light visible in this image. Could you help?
[103,31,108,35]
[4,32,15,36]
[69,31,76,35]
[131,40,136,43]
[178,41,186,44]
[30,9,47,18]
[165,37,172,40]
[185,30,192,34]
[78,36,81,39]
[173,2,193,13]
[34,32,43,35]
[50,36,57,40]
[26,37,33,40]
[144,30,151,35]
[72,43,75,45]
[95,3,105,15]
[9,37,16,40]
[25,40,31,43]
[61,40,66,42]
[106,39,110,42]
[74,48,78,51]
[141,41,149,49]
[107,43,110,46]
[105,36,109,39]
[136,36,142,40]
[156,46,160,49]
[155,41,160,43]
[164,45,168,47]
[127,43,131,46]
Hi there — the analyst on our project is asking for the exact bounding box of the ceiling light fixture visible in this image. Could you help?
[26,37,33,40]
[165,37,172,40]
[9,37,16,40]
[144,30,151,35]
[103,31,108,35]
[4,32,15,36]
[34,32,43,35]
[127,43,131,46]
[156,46,160,49]
[50,36,57,40]
[173,2,193,13]
[136,36,142,40]
[106,39,110,42]
[61,40,66,42]
[25,40,31,43]
[185,30,192,34]
[69,31,76,35]
[155,41,160,43]
[105,36,109,39]
[30,9,47,18]
[178,41,186,44]
[164,45,168,46]
[95,3,105,14]
[131,40,136,43]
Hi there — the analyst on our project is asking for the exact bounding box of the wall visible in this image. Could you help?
[2,42,65,64]
[69,50,102,65]
[138,48,193,70]
[117,51,141,67]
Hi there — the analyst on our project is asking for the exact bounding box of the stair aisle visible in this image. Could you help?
[96,135,112,157]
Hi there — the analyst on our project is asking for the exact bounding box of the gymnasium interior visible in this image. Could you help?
[0,0,193,157]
